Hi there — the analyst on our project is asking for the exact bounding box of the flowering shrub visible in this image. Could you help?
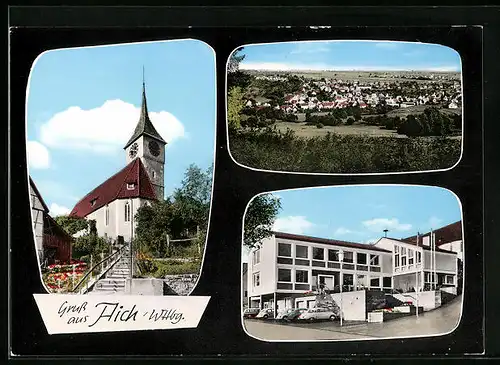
[136,251,156,275]
[43,261,88,293]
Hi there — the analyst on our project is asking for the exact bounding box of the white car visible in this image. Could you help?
[298,307,338,321]
[255,308,274,319]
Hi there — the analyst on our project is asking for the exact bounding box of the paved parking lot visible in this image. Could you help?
[244,295,462,341]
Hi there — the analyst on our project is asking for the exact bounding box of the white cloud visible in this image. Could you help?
[27,140,50,169]
[39,99,185,154]
[273,216,315,235]
[362,218,412,233]
[49,203,70,217]
[240,61,459,72]
[428,216,443,228]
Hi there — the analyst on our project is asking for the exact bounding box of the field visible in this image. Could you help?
[245,70,461,82]
[273,121,407,138]
[230,70,462,173]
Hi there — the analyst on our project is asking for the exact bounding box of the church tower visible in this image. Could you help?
[124,78,166,200]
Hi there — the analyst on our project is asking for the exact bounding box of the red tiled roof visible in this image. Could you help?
[402,221,462,247]
[273,232,391,253]
[70,158,157,218]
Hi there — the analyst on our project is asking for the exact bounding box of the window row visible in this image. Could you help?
[394,249,421,267]
[278,268,309,283]
[278,242,380,266]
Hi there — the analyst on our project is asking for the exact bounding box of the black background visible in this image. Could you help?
[8,6,497,359]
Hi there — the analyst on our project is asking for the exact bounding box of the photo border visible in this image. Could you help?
[225,39,465,176]
[24,37,218,297]
[240,184,465,344]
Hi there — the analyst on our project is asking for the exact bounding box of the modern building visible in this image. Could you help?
[242,262,248,309]
[403,221,463,260]
[30,177,73,267]
[246,223,461,313]
[69,82,166,244]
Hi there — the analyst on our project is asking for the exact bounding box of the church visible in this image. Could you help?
[69,82,166,244]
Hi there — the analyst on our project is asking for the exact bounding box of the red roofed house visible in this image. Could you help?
[69,82,166,244]
[30,177,73,266]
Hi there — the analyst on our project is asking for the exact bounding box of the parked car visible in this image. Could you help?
[276,308,308,322]
[256,308,275,319]
[298,307,338,322]
[243,308,260,319]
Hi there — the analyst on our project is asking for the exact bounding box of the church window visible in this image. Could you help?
[125,202,131,222]
[152,170,156,179]
[105,205,109,226]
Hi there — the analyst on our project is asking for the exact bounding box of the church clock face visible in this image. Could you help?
[148,140,160,157]
[129,142,139,159]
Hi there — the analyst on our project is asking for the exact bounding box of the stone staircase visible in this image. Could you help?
[88,247,131,295]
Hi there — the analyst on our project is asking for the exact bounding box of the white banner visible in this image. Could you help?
[33,294,211,334]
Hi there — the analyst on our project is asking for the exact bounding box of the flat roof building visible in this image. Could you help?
[246,222,461,314]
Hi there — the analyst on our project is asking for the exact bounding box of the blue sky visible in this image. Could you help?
[238,40,461,72]
[269,185,462,244]
[243,185,461,261]
[27,39,216,216]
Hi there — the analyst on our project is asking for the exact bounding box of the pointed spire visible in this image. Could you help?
[124,68,166,149]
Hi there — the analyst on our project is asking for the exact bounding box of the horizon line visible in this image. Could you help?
[241,68,460,73]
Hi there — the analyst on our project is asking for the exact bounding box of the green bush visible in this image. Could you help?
[153,260,201,277]
[316,123,324,129]
[229,128,461,173]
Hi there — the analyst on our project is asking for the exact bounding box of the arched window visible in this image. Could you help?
[105,204,109,226]
[124,202,131,222]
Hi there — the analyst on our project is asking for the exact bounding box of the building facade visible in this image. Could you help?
[30,177,72,266]
[30,177,48,262]
[246,226,460,312]
[70,82,166,243]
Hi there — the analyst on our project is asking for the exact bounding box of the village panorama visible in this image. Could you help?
[227,69,463,173]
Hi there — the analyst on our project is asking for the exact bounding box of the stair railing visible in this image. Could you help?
[386,288,417,302]
[72,244,127,294]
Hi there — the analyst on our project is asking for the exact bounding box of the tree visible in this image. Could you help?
[228,47,245,73]
[227,47,252,90]
[134,164,213,257]
[243,194,282,249]
[55,215,108,258]
[171,164,213,232]
[398,115,423,137]
[55,215,88,235]
[227,86,245,129]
